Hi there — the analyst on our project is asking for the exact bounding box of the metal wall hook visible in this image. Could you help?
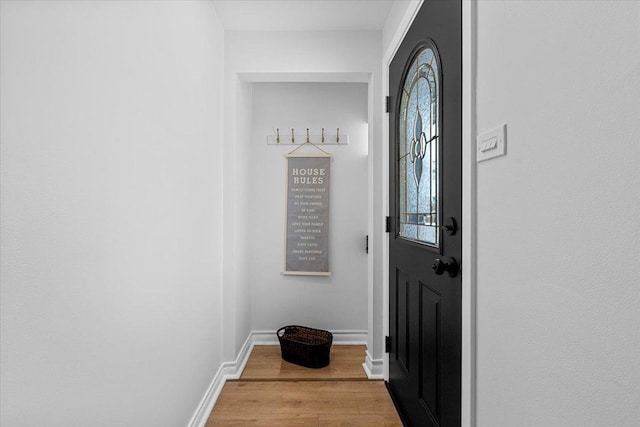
[266,128,348,145]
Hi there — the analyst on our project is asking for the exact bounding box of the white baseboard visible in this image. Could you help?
[186,333,254,427]
[185,363,227,427]
[330,330,368,345]
[224,335,254,380]
[252,329,368,346]
[250,330,279,345]
[362,349,384,379]
[187,329,369,427]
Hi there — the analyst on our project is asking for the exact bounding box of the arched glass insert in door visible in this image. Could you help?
[398,42,440,246]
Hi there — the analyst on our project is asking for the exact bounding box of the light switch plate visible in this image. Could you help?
[477,124,507,162]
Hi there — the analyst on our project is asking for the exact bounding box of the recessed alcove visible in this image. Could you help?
[233,77,370,334]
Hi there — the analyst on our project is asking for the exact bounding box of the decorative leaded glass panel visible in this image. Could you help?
[398,43,440,246]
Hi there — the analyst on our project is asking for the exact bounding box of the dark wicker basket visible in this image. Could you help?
[277,325,333,369]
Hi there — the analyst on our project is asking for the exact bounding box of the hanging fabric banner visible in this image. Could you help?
[283,154,331,276]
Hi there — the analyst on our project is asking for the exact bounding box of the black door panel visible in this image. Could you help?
[388,1,462,426]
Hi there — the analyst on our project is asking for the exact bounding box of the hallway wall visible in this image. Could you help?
[221,77,254,361]
[249,82,369,332]
[0,1,226,426]
[474,1,640,425]
[223,31,385,358]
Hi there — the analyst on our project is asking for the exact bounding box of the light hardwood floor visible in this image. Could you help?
[205,345,403,426]
[240,345,369,381]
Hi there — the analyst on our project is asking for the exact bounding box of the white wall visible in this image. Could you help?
[0,1,226,426]
[234,81,254,354]
[475,1,640,426]
[221,76,254,360]
[249,82,368,332]
[382,0,421,59]
[224,31,385,358]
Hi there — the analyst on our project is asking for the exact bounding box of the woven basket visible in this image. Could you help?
[277,325,333,369]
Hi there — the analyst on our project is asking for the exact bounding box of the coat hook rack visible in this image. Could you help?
[266,127,349,146]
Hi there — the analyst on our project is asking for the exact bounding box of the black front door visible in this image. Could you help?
[387,1,462,426]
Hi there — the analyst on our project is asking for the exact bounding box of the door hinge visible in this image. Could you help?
[365,235,369,254]
[385,216,391,233]
[385,96,391,113]
[385,336,391,353]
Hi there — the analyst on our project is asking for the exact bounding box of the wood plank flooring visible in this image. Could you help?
[241,345,368,381]
[205,345,402,426]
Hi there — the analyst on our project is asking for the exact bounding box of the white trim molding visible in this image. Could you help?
[186,333,254,427]
[186,363,226,427]
[251,329,368,346]
[381,0,425,384]
[363,350,384,379]
[187,329,370,427]
[462,1,478,426]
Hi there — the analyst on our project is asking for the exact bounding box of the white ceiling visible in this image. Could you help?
[212,0,395,32]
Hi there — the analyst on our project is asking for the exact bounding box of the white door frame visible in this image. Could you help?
[380,1,477,426]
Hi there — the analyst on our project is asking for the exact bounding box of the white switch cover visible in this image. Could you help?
[477,124,507,162]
